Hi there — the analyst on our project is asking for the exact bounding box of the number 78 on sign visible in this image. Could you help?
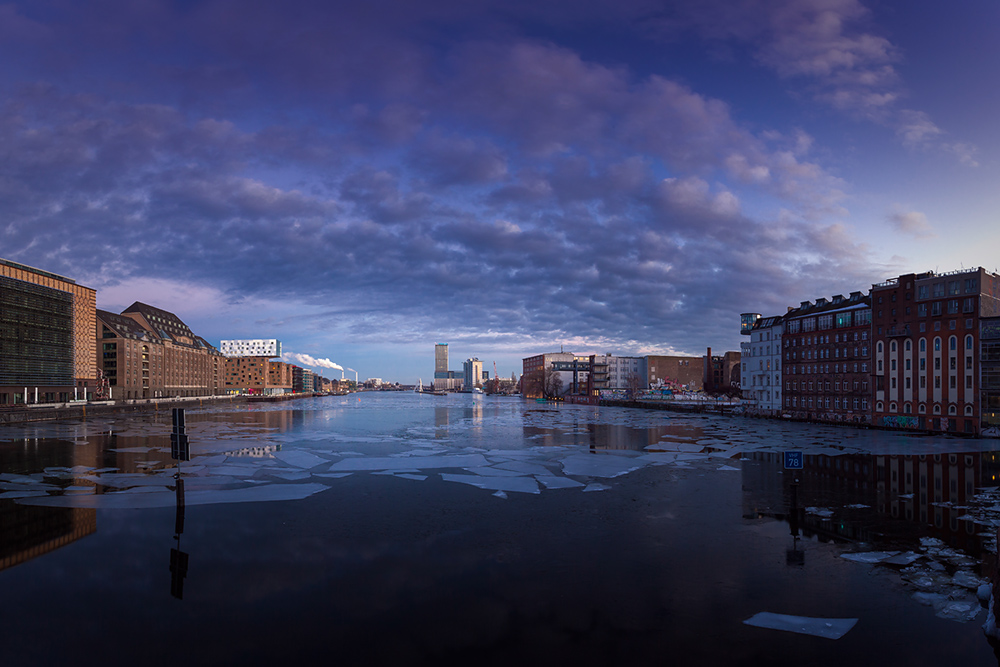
[784,451,803,469]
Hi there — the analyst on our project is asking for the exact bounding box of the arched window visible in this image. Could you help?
[877,341,884,353]
[891,341,897,353]
[948,404,957,415]
[949,336,957,351]
[890,402,897,413]
[876,401,884,412]
[904,403,912,414]
[965,405,974,416]
[920,339,926,352]
[934,337,941,352]
[966,335,974,350]
[905,340,911,351]
[933,404,941,414]
[918,404,926,414]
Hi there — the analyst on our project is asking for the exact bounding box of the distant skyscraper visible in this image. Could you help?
[463,358,483,389]
[434,344,449,379]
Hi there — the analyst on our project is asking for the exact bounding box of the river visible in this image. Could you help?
[1,392,999,665]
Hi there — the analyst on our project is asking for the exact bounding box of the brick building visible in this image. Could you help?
[872,268,1000,435]
[646,355,702,391]
[782,292,872,423]
[97,302,224,399]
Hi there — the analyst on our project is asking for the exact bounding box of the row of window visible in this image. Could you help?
[789,363,868,374]
[877,335,974,355]
[788,346,868,361]
[786,312,872,334]
[876,400,974,416]
[786,396,869,410]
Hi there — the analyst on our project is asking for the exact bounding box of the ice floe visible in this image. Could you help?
[743,612,857,639]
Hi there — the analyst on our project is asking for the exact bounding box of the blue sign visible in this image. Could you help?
[784,451,804,469]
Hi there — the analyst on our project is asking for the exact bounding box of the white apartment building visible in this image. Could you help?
[740,314,783,415]
[220,339,282,358]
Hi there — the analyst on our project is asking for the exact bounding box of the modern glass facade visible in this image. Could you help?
[0,275,74,386]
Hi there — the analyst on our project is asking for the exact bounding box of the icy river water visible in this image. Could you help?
[3,392,1000,665]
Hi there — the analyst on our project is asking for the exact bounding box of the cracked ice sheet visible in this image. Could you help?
[328,453,488,472]
[535,475,584,489]
[743,613,858,639]
[16,482,329,509]
[559,454,644,478]
[272,450,328,469]
[440,473,540,494]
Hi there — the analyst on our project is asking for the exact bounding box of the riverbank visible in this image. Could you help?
[0,392,328,425]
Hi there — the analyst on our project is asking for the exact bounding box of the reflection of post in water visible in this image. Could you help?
[169,408,190,600]
[786,478,804,566]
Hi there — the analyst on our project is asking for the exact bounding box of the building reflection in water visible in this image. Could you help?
[0,503,96,572]
[741,448,997,559]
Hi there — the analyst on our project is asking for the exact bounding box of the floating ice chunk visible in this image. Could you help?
[0,490,49,499]
[493,491,508,499]
[806,507,834,518]
[535,476,584,489]
[464,466,528,477]
[846,504,870,509]
[953,570,985,590]
[841,551,900,564]
[270,471,313,481]
[314,473,353,479]
[492,460,552,476]
[329,454,488,472]
[373,469,423,475]
[978,584,993,602]
[560,454,643,478]
[64,486,93,493]
[583,483,610,492]
[880,552,922,566]
[273,450,328,469]
[393,474,427,482]
[743,612,857,639]
[440,473,540,494]
[209,463,265,476]
[717,465,740,471]
[914,592,982,622]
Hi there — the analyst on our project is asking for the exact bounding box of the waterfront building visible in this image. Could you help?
[293,366,315,393]
[872,268,1000,435]
[587,354,647,393]
[98,302,225,399]
[521,352,590,398]
[739,313,784,416]
[703,348,741,394]
[646,355,702,392]
[224,356,293,395]
[432,343,461,391]
[782,292,872,423]
[220,339,282,358]
[0,258,96,403]
[983,317,1000,436]
[463,358,483,390]
[268,361,294,392]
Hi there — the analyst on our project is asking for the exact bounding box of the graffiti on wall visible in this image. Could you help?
[881,415,919,429]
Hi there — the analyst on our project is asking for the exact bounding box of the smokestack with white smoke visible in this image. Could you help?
[281,352,344,372]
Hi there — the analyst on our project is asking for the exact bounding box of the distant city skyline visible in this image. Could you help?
[3,0,998,383]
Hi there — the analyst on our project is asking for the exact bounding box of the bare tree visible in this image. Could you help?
[625,371,642,399]
[544,367,563,398]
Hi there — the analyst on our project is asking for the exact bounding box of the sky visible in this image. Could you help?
[2,0,999,384]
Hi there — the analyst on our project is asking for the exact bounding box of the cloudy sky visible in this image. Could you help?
[2,0,998,383]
